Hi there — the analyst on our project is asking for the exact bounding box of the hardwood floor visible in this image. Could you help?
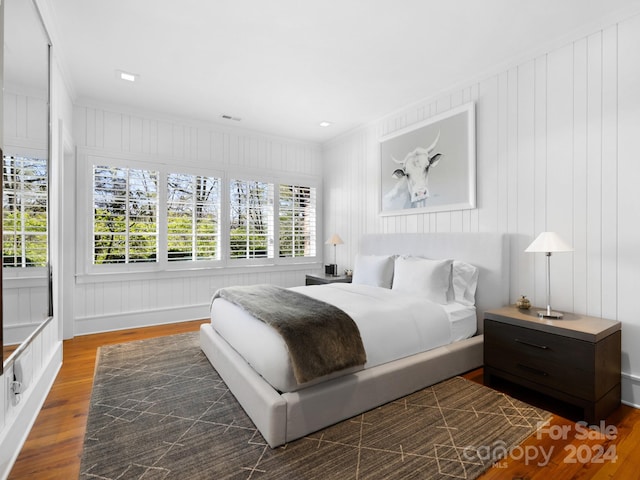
[462,370,640,479]
[8,321,640,479]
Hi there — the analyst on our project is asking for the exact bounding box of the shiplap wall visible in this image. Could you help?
[323,15,640,405]
[72,104,323,335]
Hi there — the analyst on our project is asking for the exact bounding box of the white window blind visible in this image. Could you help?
[167,173,221,261]
[2,155,48,267]
[229,179,274,259]
[93,165,158,264]
[278,184,316,258]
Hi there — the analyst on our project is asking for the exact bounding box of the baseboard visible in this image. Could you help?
[621,371,640,409]
[74,303,210,336]
[0,342,63,480]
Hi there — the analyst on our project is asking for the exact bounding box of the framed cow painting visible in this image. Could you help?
[379,102,476,215]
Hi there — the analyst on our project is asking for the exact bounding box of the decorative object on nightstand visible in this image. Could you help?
[484,306,621,423]
[515,295,531,309]
[325,233,343,276]
[525,231,573,318]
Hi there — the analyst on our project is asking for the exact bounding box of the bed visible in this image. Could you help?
[200,232,509,447]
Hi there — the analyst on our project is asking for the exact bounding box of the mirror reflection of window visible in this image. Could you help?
[2,154,48,268]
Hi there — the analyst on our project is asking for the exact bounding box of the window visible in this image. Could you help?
[2,154,48,267]
[279,184,316,258]
[229,179,274,259]
[93,166,158,264]
[167,173,221,261]
[84,151,320,272]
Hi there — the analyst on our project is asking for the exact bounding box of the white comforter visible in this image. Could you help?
[210,283,453,392]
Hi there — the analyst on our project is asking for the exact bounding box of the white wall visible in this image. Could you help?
[323,14,640,406]
[71,103,324,336]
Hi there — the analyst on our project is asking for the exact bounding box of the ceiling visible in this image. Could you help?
[48,0,639,143]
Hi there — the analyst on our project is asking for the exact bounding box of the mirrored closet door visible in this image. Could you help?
[2,0,52,373]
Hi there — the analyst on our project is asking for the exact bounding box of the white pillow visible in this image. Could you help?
[392,256,452,304]
[351,254,394,288]
[452,260,479,306]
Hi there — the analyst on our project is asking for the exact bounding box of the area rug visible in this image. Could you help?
[80,332,550,480]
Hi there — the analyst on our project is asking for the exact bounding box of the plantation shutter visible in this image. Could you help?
[278,184,316,258]
[229,179,274,259]
[93,166,158,264]
[167,173,221,261]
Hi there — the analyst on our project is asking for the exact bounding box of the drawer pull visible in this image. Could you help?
[517,363,549,376]
[515,338,549,350]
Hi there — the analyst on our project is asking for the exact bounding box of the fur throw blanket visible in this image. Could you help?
[212,284,367,384]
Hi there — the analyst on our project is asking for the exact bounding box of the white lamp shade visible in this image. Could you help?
[525,232,573,253]
[325,234,344,245]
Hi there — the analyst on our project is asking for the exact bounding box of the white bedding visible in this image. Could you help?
[444,301,478,341]
[210,283,475,393]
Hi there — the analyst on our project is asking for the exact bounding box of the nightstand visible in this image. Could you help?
[305,274,352,286]
[483,306,621,423]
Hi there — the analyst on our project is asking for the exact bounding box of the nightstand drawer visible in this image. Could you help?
[484,319,594,399]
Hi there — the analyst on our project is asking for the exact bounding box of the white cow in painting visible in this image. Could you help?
[382,131,442,210]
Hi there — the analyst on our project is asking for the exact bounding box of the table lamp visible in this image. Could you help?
[525,232,573,318]
[325,234,343,276]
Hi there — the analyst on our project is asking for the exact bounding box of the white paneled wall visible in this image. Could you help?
[323,16,640,405]
[72,104,323,334]
[74,106,321,175]
[3,90,47,144]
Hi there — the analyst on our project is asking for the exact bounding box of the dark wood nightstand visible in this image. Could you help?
[305,274,352,286]
[483,306,621,423]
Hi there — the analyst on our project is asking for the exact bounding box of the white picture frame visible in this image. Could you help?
[379,102,476,216]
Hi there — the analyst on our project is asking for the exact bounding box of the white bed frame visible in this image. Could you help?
[200,232,509,447]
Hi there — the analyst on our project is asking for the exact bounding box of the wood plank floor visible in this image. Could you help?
[8,321,640,479]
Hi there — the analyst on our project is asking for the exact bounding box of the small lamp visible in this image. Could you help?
[525,232,573,318]
[325,234,343,276]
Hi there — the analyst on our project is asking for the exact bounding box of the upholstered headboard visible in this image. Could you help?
[359,233,509,333]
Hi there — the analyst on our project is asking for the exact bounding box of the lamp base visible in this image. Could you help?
[537,310,564,319]
[325,264,338,276]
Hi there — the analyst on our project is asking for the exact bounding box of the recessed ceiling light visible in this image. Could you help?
[319,121,332,127]
[117,70,138,82]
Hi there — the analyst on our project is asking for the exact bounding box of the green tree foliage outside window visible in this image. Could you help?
[167,173,220,261]
[93,166,158,264]
[2,155,48,267]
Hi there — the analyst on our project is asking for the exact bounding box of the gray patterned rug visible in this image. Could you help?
[80,332,550,480]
